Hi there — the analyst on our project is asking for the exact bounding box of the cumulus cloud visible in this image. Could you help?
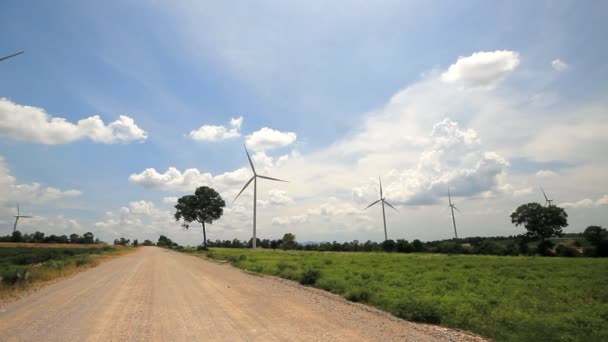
[551,59,568,71]
[162,196,178,204]
[267,189,293,205]
[128,167,213,191]
[351,119,508,205]
[0,98,147,144]
[441,50,520,88]
[272,214,309,226]
[189,116,243,141]
[560,195,608,208]
[536,170,558,178]
[245,127,296,151]
[129,152,289,192]
[0,155,82,204]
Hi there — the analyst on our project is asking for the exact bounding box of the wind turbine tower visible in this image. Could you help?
[540,187,554,206]
[13,203,34,233]
[234,146,288,249]
[448,187,461,239]
[362,177,399,241]
[0,51,24,62]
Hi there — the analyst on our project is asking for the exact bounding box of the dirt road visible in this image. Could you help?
[0,247,484,341]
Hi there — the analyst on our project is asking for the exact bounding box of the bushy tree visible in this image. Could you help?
[381,239,396,252]
[511,203,568,241]
[583,226,608,246]
[412,239,425,252]
[174,186,225,248]
[280,233,297,250]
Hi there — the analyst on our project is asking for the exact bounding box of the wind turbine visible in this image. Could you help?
[448,187,461,239]
[0,51,24,62]
[13,203,34,233]
[233,145,288,249]
[540,187,554,206]
[362,177,399,241]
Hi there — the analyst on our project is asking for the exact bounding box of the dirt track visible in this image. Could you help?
[0,247,485,341]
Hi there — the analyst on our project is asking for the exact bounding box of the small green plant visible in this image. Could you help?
[75,255,92,266]
[299,269,321,285]
[393,299,442,324]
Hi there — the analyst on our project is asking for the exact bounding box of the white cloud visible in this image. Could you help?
[128,167,213,191]
[560,195,608,208]
[267,189,293,205]
[189,116,243,141]
[0,155,82,204]
[129,151,290,192]
[551,59,568,71]
[536,170,558,178]
[272,214,309,226]
[245,127,296,151]
[441,50,520,88]
[162,196,178,204]
[351,119,509,205]
[0,98,147,144]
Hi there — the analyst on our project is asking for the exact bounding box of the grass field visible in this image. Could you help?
[0,245,128,300]
[190,248,608,341]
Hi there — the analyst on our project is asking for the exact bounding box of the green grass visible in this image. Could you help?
[0,246,124,298]
[190,248,608,341]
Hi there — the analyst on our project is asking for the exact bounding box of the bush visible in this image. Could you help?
[537,240,555,256]
[75,255,91,266]
[299,269,321,285]
[393,299,442,324]
[345,287,372,302]
[556,245,578,257]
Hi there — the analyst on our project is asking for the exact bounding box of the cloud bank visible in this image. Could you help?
[0,98,148,144]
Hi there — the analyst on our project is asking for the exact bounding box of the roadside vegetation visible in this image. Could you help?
[183,247,608,341]
[0,245,128,301]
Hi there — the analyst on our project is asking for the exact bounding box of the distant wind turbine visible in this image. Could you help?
[0,51,24,62]
[362,177,399,241]
[13,203,34,233]
[540,187,554,206]
[448,187,461,239]
[234,145,288,249]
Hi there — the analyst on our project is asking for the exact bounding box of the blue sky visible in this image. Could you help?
[1,1,607,244]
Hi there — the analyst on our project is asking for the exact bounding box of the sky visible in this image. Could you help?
[1,1,607,245]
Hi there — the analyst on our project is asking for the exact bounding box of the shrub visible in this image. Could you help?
[75,255,91,266]
[556,245,578,257]
[393,299,442,324]
[299,269,321,285]
[345,287,372,302]
[537,240,555,256]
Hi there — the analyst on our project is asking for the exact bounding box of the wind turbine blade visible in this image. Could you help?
[0,51,24,62]
[19,216,34,218]
[362,199,382,211]
[257,175,288,183]
[540,187,549,201]
[384,200,399,212]
[452,205,462,213]
[379,177,383,198]
[244,145,256,174]
[233,176,255,202]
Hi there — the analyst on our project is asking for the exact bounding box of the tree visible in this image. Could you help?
[280,233,297,250]
[510,203,568,241]
[583,226,608,246]
[82,232,95,244]
[175,186,225,248]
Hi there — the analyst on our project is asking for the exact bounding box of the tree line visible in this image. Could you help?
[0,231,102,244]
